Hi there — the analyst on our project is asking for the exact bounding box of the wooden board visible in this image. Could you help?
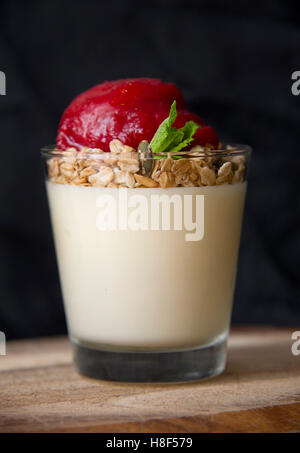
[0,327,299,433]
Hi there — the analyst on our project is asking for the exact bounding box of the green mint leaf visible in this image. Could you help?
[168,100,177,126]
[150,101,178,153]
[167,121,199,153]
[150,101,200,154]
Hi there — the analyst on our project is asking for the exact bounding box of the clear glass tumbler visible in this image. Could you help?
[41,144,251,382]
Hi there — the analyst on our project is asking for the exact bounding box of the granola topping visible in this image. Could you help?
[47,140,246,188]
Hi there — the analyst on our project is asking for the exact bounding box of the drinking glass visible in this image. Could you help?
[41,144,251,382]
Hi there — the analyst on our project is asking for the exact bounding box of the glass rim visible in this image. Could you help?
[41,143,252,160]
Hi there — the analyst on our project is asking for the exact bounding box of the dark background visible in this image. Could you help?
[0,0,299,340]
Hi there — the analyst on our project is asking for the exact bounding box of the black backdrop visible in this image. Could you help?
[0,0,299,339]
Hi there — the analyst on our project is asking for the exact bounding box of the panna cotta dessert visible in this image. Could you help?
[42,78,250,382]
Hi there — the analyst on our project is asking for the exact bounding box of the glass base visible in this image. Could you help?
[72,336,227,383]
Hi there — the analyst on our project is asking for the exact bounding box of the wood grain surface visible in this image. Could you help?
[0,327,299,433]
